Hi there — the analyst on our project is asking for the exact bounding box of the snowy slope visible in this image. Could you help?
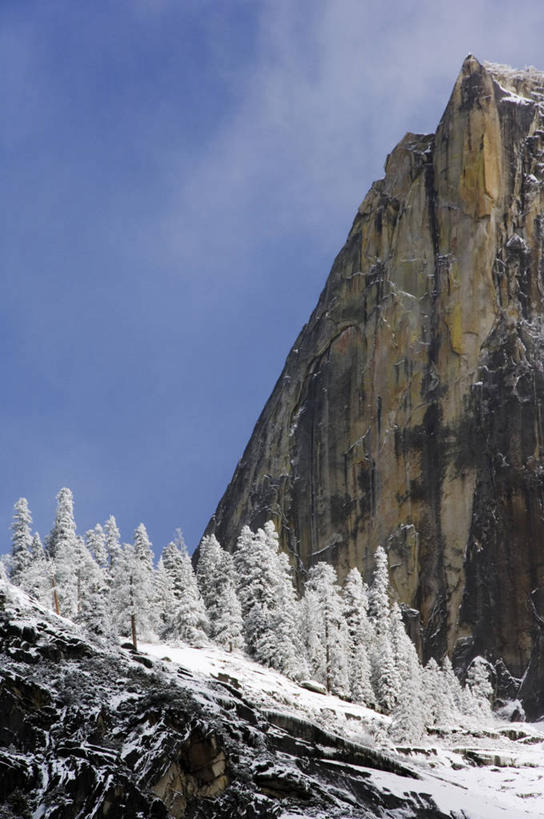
[141,641,544,818]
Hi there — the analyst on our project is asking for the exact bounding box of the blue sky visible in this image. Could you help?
[2,0,544,558]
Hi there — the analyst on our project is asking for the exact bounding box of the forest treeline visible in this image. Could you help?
[4,488,496,741]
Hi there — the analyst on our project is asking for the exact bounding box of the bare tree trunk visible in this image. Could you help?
[325,617,331,693]
[51,576,60,616]
[130,573,137,650]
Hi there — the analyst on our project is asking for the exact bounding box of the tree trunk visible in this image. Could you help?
[51,576,60,616]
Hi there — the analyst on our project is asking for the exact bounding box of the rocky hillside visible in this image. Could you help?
[0,580,453,818]
[3,579,544,818]
[206,57,544,696]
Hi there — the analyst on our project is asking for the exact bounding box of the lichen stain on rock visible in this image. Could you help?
[206,56,544,698]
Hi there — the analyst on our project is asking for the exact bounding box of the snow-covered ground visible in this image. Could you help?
[141,640,544,818]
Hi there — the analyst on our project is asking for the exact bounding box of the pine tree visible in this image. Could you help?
[47,488,80,618]
[111,541,155,646]
[153,557,176,635]
[342,567,374,705]
[197,536,244,651]
[130,524,157,639]
[390,647,425,743]
[162,534,208,644]
[368,546,399,712]
[104,515,123,570]
[213,579,245,652]
[18,533,53,608]
[465,656,493,717]
[76,543,112,637]
[305,562,349,695]
[368,545,391,633]
[10,498,34,585]
[86,524,108,569]
[442,656,464,716]
[234,522,301,676]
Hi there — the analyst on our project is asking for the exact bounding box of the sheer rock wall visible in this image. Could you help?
[207,57,544,682]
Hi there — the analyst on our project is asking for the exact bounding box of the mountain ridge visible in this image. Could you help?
[206,56,544,704]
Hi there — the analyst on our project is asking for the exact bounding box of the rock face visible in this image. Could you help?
[208,57,544,689]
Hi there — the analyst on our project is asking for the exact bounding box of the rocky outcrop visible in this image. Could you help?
[0,583,449,818]
[207,57,544,694]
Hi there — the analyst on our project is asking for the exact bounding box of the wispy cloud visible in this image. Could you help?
[153,0,544,284]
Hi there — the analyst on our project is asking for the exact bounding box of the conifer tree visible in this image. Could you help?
[305,562,349,695]
[86,524,108,569]
[442,656,464,715]
[162,535,208,644]
[465,656,493,716]
[47,488,80,618]
[197,536,244,650]
[368,547,399,711]
[153,557,176,635]
[9,498,33,585]
[342,567,374,705]
[76,542,112,637]
[390,646,425,742]
[104,515,123,570]
[234,522,301,675]
[18,533,53,608]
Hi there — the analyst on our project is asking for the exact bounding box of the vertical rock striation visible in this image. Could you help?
[207,57,544,692]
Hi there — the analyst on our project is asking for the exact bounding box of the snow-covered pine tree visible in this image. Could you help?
[104,515,123,570]
[305,562,349,695]
[47,488,80,619]
[368,547,400,712]
[153,557,176,635]
[442,655,464,715]
[422,657,450,727]
[368,545,391,633]
[197,535,244,651]
[342,567,375,705]
[390,644,425,743]
[130,524,158,640]
[17,533,53,608]
[234,521,301,676]
[161,533,208,644]
[9,498,33,585]
[196,534,224,615]
[76,541,113,637]
[213,576,245,652]
[86,524,108,569]
[465,656,493,716]
[301,587,326,681]
[264,542,305,679]
[111,540,155,646]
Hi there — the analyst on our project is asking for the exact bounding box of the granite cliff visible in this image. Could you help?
[207,57,544,701]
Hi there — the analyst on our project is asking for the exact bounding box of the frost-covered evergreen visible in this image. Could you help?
[368,547,399,712]
[86,524,108,569]
[234,522,301,676]
[9,498,33,585]
[390,647,425,742]
[76,541,112,637]
[47,488,80,619]
[466,656,493,716]
[342,568,374,705]
[161,535,208,644]
[104,515,123,570]
[197,535,244,650]
[304,562,349,695]
[153,557,176,634]
[18,533,53,608]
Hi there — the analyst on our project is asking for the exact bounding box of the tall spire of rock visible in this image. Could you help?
[205,57,544,698]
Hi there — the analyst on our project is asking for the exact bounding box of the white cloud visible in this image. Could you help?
[150,0,544,285]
